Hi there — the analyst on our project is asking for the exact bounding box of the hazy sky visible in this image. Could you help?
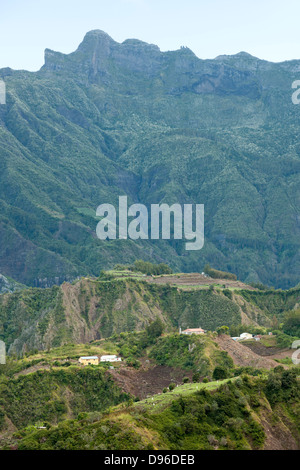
[1,0,300,71]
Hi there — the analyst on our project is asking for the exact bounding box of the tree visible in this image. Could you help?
[265,372,282,403]
[146,318,165,341]
[212,366,229,380]
[216,326,230,336]
[192,372,201,383]
[133,260,172,275]
[203,264,237,280]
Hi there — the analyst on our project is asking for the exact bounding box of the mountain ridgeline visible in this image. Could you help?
[1,271,300,355]
[0,30,300,288]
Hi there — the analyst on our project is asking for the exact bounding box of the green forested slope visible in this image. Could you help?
[0,366,130,431]
[0,31,299,287]
[5,370,300,450]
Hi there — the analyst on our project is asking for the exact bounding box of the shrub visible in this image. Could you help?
[223,289,233,300]
[126,358,141,369]
[247,420,265,448]
[216,326,230,336]
[212,366,229,380]
[192,372,201,383]
[274,365,284,374]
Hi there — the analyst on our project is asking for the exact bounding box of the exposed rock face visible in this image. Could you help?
[0,273,22,294]
[43,29,261,97]
[44,30,163,80]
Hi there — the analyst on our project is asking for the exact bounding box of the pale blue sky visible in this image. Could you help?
[1,0,300,71]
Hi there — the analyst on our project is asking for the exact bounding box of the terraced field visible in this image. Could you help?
[108,270,255,291]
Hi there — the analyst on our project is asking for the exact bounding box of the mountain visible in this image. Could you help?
[0,30,300,288]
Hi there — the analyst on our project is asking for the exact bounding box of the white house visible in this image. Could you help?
[239,332,253,340]
[100,355,122,363]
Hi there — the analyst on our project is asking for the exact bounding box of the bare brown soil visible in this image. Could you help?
[242,341,292,360]
[146,273,255,290]
[260,409,299,450]
[214,335,286,369]
[108,364,194,399]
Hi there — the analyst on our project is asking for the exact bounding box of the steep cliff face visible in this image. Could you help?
[43,30,260,98]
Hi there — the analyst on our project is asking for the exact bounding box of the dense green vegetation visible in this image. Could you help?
[7,369,299,450]
[0,367,130,431]
[149,333,234,376]
[239,286,300,322]
[0,285,66,350]
[0,312,299,451]
[96,329,234,377]
[0,31,300,288]
[283,310,300,338]
[204,264,237,281]
[273,331,300,349]
[131,260,173,275]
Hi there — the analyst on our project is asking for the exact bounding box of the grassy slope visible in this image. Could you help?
[6,372,299,450]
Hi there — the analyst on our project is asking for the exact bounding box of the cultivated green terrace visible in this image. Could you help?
[0,31,300,288]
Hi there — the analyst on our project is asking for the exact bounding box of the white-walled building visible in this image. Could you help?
[231,332,253,342]
[100,355,122,363]
[181,328,205,335]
